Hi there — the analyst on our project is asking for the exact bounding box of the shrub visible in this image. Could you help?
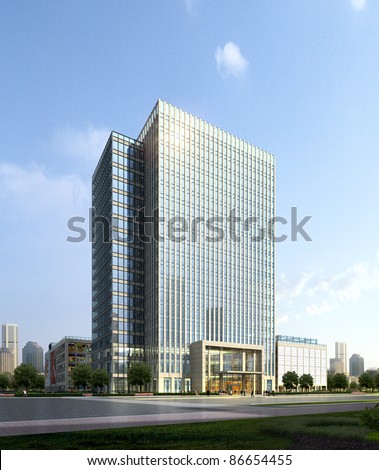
[361,404,379,431]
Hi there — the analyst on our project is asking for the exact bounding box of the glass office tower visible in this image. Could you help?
[92,100,276,392]
[139,101,275,392]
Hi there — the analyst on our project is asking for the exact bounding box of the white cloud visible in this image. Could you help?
[305,301,337,317]
[280,259,379,308]
[0,162,90,216]
[305,262,379,303]
[215,42,249,78]
[51,125,110,163]
[350,0,367,10]
[276,314,289,325]
[277,254,379,323]
[277,269,319,301]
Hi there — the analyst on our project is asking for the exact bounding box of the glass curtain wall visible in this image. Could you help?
[139,100,275,391]
[92,133,145,392]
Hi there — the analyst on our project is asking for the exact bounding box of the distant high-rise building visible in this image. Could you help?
[22,341,44,373]
[0,348,14,373]
[335,341,347,374]
[1,324,18,371]
[330,357,345,375]
[349,353,364,377]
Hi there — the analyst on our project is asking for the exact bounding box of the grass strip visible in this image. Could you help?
[253,400,378,407]
[0,410,379,450]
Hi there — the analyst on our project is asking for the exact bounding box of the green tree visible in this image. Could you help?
[33,374,45,390]
[0,372,12,391]
[375,373,379,390]
[327,373,334,391]
[282,371,299,392]
[90,369,110,392]
[71,364,93,390]
[349,380,358,390]
[358,372,375,391]
[128,363,151,392]
[13,363,38,391]
[333,373,348,391]
[299,373,314,392]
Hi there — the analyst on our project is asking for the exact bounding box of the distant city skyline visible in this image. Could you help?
[1,1,379,369]
[6,320,378,374]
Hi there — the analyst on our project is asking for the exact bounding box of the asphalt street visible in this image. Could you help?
[0,393,378,436]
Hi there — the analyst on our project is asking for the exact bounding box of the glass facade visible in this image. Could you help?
[139,100,275,391]
[92,133,145,392]
[92,100,276,392]
[205,346,263,394]
[190,340,264,394]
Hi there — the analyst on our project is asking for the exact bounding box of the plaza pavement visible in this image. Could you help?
[0,393,378,437]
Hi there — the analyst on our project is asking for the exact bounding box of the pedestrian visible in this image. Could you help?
[251,390,254,397]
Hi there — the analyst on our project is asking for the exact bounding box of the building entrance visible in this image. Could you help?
[225,381,240,395]
[190,341,264,394]
[221,373,261,395]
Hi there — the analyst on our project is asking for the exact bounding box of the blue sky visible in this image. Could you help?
[1,0,378,369]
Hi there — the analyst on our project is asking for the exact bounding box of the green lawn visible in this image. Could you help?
[254,400,377,407]
[1,411,379,450]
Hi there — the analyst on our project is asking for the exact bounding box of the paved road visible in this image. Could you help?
[0,394,378,436]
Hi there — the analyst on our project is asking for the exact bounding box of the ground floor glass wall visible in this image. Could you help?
[204,345,263,394]
[207,373,262,395]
